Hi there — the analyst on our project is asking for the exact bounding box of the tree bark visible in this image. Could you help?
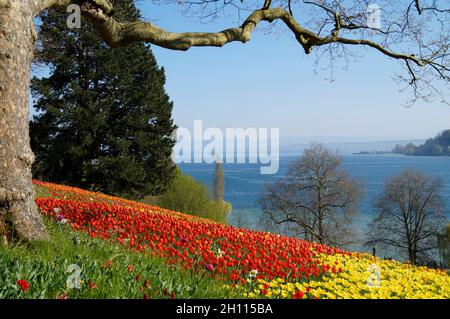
[0,0,47,243]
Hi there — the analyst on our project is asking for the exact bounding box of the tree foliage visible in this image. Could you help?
[30,0,177,199]
[392,129,450,156]
[145,169,231,223]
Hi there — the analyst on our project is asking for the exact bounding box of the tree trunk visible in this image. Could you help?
[0,0,47,244]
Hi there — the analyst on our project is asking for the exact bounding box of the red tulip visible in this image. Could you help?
[33,180,350,289]
[293,291,304,299]
[17,279,29,292]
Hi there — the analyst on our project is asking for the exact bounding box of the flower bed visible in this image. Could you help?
[34,181,450,298]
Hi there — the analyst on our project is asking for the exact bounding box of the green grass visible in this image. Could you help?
[0,219,238,299]
[34,184,51,198]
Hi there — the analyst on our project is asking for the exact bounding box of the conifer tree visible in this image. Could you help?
[30,0,176,198]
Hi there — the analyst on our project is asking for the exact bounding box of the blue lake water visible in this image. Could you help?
[179,145,450,252]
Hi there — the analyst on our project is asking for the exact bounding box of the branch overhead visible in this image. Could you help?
[37,0,449,104]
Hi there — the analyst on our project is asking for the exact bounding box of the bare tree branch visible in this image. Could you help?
[35,0,450,104]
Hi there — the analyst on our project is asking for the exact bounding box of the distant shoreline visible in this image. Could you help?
[352,151,450,157]
[352,151,394,155]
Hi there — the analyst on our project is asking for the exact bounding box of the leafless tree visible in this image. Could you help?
[0,0,449,243]
[259,143,363,247]
[228,208,249,228]
[366,169,447,265]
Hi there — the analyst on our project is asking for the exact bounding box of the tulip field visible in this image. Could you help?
[1,180,448,299]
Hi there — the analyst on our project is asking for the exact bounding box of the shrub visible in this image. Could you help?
[144,170,231,223]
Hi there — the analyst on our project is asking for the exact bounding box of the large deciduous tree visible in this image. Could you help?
[30,1,176,199]
[0,0,449,243]
[366,170,446,265]
[259,144,363,247]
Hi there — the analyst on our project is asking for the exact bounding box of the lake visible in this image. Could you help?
[179,143,450,253]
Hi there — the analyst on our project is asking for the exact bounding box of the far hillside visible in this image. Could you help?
[392,130,450,156]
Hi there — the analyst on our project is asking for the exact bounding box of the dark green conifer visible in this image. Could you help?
[31,0,176,198]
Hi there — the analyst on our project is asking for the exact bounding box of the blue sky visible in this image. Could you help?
[31,2,450,143]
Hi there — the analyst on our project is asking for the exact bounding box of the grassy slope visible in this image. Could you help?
[0,219,237,299]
